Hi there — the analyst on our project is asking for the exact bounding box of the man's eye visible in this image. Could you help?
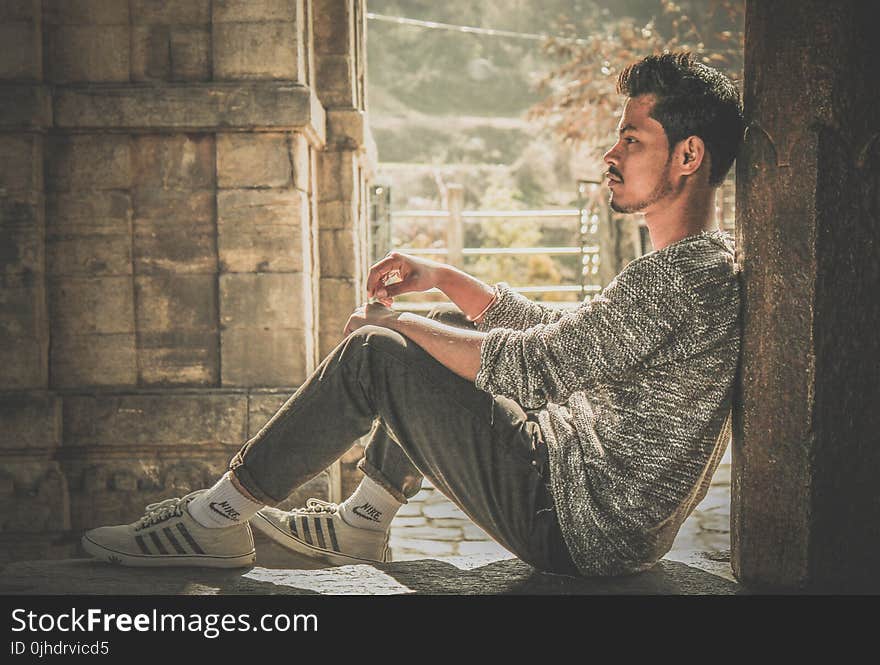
[625,137,637,144]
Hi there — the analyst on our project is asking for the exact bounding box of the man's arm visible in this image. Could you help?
[389,312,486,382]
[344,304,487,382]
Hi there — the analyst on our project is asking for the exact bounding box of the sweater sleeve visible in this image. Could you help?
[475,282,568,332]
[474,255,694,408]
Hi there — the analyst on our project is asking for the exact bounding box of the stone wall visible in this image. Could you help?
[0,0,375,564]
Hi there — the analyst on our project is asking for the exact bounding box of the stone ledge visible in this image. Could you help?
[0,552,746,596]
[52,82,326,146]
[0,84,52,130]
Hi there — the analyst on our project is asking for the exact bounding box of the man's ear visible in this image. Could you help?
[675,136,706,176]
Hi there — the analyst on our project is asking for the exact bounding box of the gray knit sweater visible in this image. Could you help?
[475,230,740,576]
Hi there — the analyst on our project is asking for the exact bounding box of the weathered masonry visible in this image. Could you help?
[734,0,879,591]
[0,0,375,563]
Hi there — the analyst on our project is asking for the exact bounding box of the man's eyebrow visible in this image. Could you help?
[617,124,638,135]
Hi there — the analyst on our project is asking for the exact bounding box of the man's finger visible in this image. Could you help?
[366,255,399,295]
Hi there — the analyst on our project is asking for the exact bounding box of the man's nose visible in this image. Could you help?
[603,144,618,165]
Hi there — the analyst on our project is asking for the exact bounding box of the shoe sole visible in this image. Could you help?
[81,534,256,569]
[251,512,386,567]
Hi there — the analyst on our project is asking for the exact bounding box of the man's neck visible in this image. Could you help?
[643,185,717,251]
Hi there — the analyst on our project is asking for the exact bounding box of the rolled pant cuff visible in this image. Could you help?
[357,458,411,504]
[228,454,283,506]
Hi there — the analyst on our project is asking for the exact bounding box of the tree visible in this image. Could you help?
[529,0,745,160]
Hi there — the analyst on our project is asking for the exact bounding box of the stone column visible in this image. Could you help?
[0,0,68,563]
[733,0,880,591]
[312,1,376,499]
[0,1,379,563]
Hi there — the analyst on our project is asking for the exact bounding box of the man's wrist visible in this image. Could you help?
[433,264,456,292]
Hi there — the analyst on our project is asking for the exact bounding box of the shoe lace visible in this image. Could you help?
[293,498,339,515]
[136,490,201,531]
[135,498,184,531]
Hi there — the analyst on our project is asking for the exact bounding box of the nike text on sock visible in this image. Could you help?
[338,476,404,532]
[188,473,264,529]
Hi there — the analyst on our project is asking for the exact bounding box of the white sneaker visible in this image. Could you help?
[251,498,390,566]
[81,490,256,568]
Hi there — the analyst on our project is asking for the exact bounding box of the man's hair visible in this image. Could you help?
[617,52,744,186]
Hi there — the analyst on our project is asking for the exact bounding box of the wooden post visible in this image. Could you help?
[446,184,464,268]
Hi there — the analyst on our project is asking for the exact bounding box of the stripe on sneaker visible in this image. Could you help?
[162,527,187,554]
[134,535,150,555]
[149,531,168,555]
[288,516,298,538]
[301,516,313,546]
[326,518,340,552]
[314,517,326,549]
[176,523,205,555]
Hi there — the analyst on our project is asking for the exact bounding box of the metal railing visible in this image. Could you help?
[373,183,607,311]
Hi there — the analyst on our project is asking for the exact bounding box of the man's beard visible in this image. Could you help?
[609,162,674,214]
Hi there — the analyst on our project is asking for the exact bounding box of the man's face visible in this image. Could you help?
[603,94,674,214]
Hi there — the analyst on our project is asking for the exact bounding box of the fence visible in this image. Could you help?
[372,182,608,312]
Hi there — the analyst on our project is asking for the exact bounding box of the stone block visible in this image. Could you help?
[131,0,210,24]
[217,189,304,227]
[217,133,292,188]
[291,133,311,192]
[219,273,305,329]
[315,54,355,107]
[218,221,303,274]
[47,191,131,227]
[170,27,211,81]
[0,1,39,22]
[0,333,47,389]
[42,0,130,25]
[0,200,43,275]
[48,229,131,277]
[0,84,51,130]
[318,199,356,230]
[0,21,41,79]
[132,25,211,82]
[327,109,365,148]
[135,274,217,333]
[393,525,463,542]
[318,150,355,202]
[0,394,61,450]
[133,215,217,275]
[213,22,299,80]
[47,193,132,276]
[47,134,131,191]
[212,0,297,23]
[247,392,294,438]
[137,330,219,386]
[313,0,352,55]
[54,82,317,131]
[62,393,248,447]
[50,333,137,388]
[220,327,307,387]
[218,189,304,273]
[318,228,358,278]
[131,188,211,222]
[46,24,130,83]
[131,134,214,190]
[131,24,171,81]
[0,274,46,339]
[0,134,41,193]
[49,276,134,335]
[319,276,357,331]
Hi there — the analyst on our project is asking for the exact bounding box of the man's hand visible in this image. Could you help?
[343,302,401,337]
[366,252,445,301]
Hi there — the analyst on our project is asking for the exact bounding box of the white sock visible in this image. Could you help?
[337,476,403,532]
[187,473,264,529]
